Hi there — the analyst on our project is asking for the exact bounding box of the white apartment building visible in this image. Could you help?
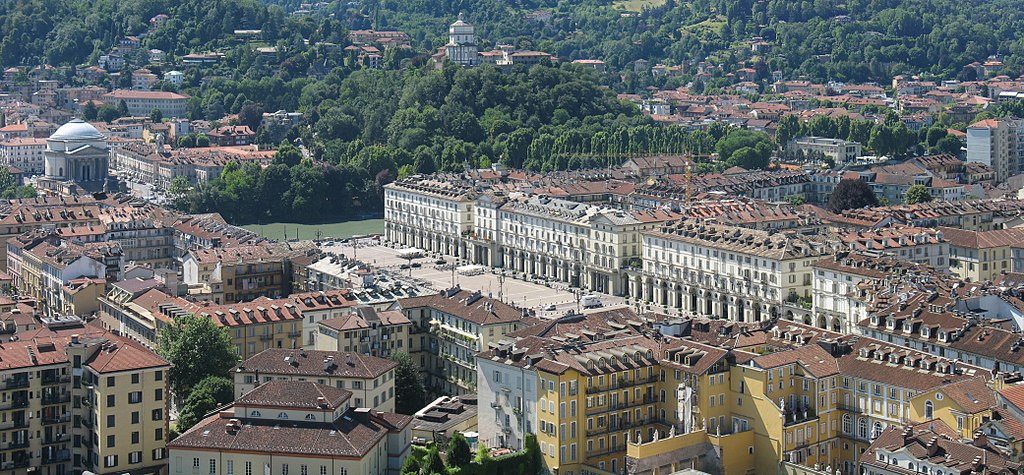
[475,341,539,451]
[967,118,1024,182]
[473,193,670,295]
[102,90,190,118]
[810,253,906,333]
[384,177,477,259]
[638,220,832,322]
[0,137,47,174]
[788,136,863,164]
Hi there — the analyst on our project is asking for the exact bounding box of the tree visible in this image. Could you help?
[176,375,234,431]
[389,352,426,414]
[273,142,303,167]
[0,168,16,193]
[117,99,129,118]
[238,103,264,132]
[474,443,491,464]
[97,104,120,123]
[168,176,191,199]
[784,194,806,205]
[150,108,163,123]
[419,447,445,475]
[82,101,98,121]
[447,432,471,468]
[827,178,879,213]
[904,184,934,204]
[400,455,421,475]
[157,313,239,398]
[195,134,210,147]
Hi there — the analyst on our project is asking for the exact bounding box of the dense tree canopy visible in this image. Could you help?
[828,178,879,213]
[157,313,239,398]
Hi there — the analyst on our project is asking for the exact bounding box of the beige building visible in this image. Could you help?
[0,319,170,475]
[168,381,412,475]
[940,226,1024,281]
[315,306,411,359]
[398,288,527,396]
[638,219,832,322]
[233,349,397,412]
[190,297,304,360]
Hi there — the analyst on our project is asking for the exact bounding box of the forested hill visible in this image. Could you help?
[4,0,1024,83]
[361,0,1024,83]
[0,0,287,67]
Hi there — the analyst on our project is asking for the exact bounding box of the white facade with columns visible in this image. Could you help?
[637,220,832,322]
[383,177,477,258]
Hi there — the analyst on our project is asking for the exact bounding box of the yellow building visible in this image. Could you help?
[0,318,169,475]
[190,297,304,360]
[908,376,996,440]
[478,309,999,475]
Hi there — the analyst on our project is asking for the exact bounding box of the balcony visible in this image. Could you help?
[585,395,657,416]
[42,393,71,405]
[585,375,659,394]
[288,331,302,338]
[1,378,28,390]
[587,443,627,459]
[783,407,817,427]
[41,375,70,386]
[2,460,30,469]
[259,334,274,341]
[585,416,660,437]
[6,440,28,450]
[0,420,29,430]
[42,414,70,425]
[81,417,93,429]
[42,433,68,444]
[42,449,71,464]
[836,402,863,413]
[0,399,29,411]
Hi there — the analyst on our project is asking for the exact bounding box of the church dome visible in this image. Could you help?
[49,119,104,141]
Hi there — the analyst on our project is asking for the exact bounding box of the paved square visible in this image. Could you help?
[322,241,627,317]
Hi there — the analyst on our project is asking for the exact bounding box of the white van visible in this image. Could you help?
[581,295,602,309]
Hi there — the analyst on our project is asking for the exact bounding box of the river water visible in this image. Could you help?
[241,219,384,241]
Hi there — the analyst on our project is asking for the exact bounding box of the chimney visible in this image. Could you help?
[317,396,328,408]
[71,334,79,344]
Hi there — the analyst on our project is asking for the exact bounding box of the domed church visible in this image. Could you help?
[38,118,115,195]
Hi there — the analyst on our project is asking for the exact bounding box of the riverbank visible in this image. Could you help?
[241,219,384,241]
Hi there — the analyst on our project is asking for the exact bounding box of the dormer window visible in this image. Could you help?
[250,410,261,417]
[886,318,895,329]
[305,414,316,420]
[903,321,912,332]
[870,315,878,325]
[921,327,930,338]
[278,412,288,419]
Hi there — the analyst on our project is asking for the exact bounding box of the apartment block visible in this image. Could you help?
[398,288,527,397]
[314,306,411,359]
[966,118,1024,183]
[0,319,169,475]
